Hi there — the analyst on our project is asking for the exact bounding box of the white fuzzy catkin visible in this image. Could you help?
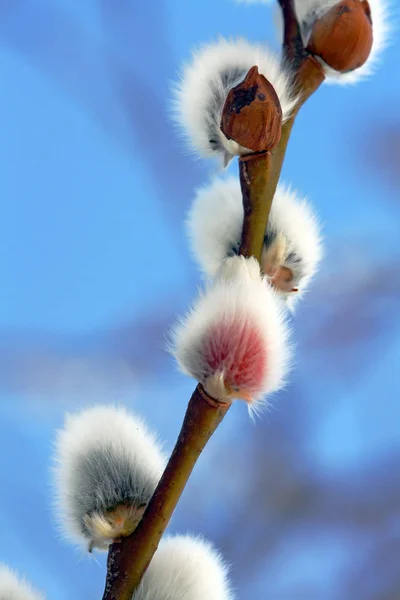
[187,175,322,308]
[132,535,234,600]
[294,0,390,83]
[171,256,291,407]
[0,566,44,600]
[53,405,166,551]
[173,38,296,163]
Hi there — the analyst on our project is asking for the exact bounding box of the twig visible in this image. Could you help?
[278,0,306,69]
[236,54,324,264]
[237,1,324,263]
[238,152,273,260]
[102,3,325,599]
[102,385,230,600]
[268,56,325,199]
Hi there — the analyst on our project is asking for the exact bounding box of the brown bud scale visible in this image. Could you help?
[220,66,283,153]
[307,0,373,73]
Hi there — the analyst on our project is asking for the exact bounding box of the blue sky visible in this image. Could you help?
[1,1,399,598]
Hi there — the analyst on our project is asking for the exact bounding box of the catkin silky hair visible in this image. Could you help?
[0,566,44,600]
[53,405,166,551]
[133,536,234,600]
[171,256,291,409]
[187,175,322,308]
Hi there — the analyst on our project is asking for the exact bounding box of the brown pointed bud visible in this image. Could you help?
[220,66,282,153]
[307,0,373,73]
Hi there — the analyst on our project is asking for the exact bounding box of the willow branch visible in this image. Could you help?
[233,61,324,263]
[220,66,284,262]
[102,4,325,599]
[102,386,230,600]
[272,0,326,178]
[238,152,273,260]
[237,1,325,264]
[268,55,325,198]
[278,0,306,69]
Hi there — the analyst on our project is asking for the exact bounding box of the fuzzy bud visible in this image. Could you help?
[132,536,234,600]
[187,176,322,310]
[53,405,166,551]
[173,38,297,164]
[0,566,44,600]
[220,66,282,152]
[172,256,291,407]
[307,1,373,72]
[294,0,390,83]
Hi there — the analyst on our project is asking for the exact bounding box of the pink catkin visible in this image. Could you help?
[202,316,268,400]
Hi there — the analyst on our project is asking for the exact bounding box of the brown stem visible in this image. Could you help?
[102,385,231,600]
[295,55,326,104]
[238,152,272,261]
[277,0,326,103]
[238,56,324,263]
[267,55,325,196]
[278,0,306,69]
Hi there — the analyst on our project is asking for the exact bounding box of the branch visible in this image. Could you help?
[231,1,325,264]
[278,0,306,69]
[232,68,324,264]
[102,4,326,599]
[268,55,326,206]
[259,2,325,243]
[278,0,326,102]
[220,65,283,262]
[238,152,273,260]
[102,385,230,600]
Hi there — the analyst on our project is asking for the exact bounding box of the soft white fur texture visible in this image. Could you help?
[132,535,234,600]
[53,405,166,551]
[187,175,322,308]
[264,182,323,308]
[187,176,244,277]
[173,38,297,162]
[0,566,44,600]
[294,0,391,83]
[171,256,291,406]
